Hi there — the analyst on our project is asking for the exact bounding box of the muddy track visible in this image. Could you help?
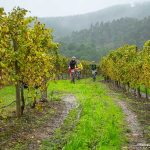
[109,92,149,150]
[117,101,149,150]
[28,94,79,150]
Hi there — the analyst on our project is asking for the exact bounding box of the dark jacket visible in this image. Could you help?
[69,60,77,69]
[91,64,96,70]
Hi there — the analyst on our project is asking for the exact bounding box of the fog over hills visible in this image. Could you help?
[39,2,150,38]
[38,2,150,61]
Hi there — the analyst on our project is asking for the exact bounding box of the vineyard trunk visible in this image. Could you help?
[13,39,21,117]
[137,87,141,98]
[21,84,25,115]
[145,88,148,100]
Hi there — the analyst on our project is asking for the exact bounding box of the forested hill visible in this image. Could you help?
[39,2,150,37]
[59,17,150,61]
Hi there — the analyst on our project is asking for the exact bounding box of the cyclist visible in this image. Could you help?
[68,56,77,83]
[76,60,83,80]
[91,61,97,81]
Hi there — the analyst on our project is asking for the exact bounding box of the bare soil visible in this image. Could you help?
[0,95,77,150]
[117,101,148,150]
[28,95,77,150]
[102,81,150,150]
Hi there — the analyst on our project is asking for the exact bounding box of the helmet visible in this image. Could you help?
[72,56,76,60]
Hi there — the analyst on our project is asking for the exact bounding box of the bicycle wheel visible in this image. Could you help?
[77,71,81,80]
[93,73,96,82]
[71,72,75,83]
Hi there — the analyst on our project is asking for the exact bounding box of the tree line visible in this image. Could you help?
[59,17,150,61]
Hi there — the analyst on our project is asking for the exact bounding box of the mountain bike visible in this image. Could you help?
[71,69,75,83]
[92,70,97,82]
[77,70,81,80]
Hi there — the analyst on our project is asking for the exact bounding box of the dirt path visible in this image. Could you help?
[109,92,149,150]
[28,94,78,150]
[117,101,148,150]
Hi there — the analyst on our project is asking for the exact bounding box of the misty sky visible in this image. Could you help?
[0,0,149,17]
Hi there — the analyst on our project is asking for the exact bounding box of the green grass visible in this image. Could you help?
[0,77,126,149]
[140,85,150,95]
[0,86,16,117]
[41,77,125,150]
[40,108,80,150]
[0,86,15,106]
[0,85,61,118]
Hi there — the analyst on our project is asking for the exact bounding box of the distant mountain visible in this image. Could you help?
[58,17,150,61]
[39,2,150,38]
